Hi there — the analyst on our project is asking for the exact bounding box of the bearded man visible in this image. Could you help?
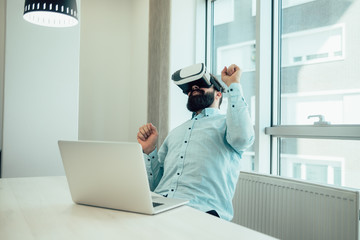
[137,64,254,221]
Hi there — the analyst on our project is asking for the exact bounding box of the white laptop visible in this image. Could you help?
[58,140,188,215]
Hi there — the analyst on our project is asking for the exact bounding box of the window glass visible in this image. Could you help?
[280,138,360,189]
[211,0,256,171]
[280,0,360,125]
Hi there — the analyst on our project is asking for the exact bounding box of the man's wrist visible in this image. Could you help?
[143,146,156,155]
[224,80,240,87]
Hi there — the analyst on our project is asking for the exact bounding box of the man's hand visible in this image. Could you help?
[221,64,242,87]
[137,123,158,155]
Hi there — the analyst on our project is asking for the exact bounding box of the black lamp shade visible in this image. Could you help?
[23,0,78,27]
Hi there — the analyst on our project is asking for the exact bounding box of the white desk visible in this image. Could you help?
[0,176,276,240]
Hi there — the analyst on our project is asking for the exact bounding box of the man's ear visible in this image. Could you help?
[215,91,222,100]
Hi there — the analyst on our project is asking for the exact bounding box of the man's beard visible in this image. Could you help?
[186,89,215,113]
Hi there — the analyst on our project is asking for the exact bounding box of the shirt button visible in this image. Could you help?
[232,105,235,108]
[148,158,150,161]
[150,173,153,176]
[152,156,155,159]
[184,141,187,143]
[188,127,191,130]
[177,173,180,175]
[230,88,233,91]
[171,189,174,192]
[180,156,184,159]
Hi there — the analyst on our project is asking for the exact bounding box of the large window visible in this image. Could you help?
[209,0,360,189]
[210,0,256,172]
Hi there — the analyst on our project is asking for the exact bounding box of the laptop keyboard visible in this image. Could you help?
[152,202,164,208]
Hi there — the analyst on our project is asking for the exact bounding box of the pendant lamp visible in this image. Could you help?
[23,0,78,27]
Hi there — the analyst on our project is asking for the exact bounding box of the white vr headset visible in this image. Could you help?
[171,63,224,94]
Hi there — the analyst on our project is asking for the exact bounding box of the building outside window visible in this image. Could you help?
[209,0,360,189]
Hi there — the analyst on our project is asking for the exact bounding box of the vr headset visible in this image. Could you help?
[171,63,224,94]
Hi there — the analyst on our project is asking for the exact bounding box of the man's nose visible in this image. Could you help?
[192,85,199,91]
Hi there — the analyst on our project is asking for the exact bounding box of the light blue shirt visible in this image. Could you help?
[144,83,254,221]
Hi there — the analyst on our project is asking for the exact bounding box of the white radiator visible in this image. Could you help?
[232,171,359,240]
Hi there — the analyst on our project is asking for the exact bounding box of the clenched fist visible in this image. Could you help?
[221,64,242,87]
[137,123,158,154]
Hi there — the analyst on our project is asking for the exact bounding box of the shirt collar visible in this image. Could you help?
[191,108,220,119]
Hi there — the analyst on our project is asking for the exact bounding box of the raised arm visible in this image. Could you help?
[222,64,255,153]
[137,123,163,190]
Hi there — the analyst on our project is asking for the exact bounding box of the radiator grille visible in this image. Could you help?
[232,171,359,240]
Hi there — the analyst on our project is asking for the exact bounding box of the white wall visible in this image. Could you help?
[2,0,80,177]
[1,0,149,177]
[1,0,194,177]
[79,0,148,142]
[169,0,206,130]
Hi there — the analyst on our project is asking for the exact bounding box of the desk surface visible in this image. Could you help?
[0,176,276,240]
